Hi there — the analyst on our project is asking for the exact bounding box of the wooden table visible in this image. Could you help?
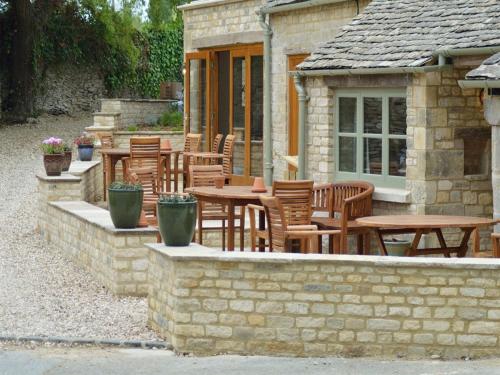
[99,148,182,200]
[185,185,270,251]
[356,215,495,257]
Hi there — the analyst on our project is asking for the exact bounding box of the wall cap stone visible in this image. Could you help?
[100,99,178,104]
[36,173,81,182]
[373,187,411,204]
[114,131,184,136]
[146,242,500,269]
[49,201,157,236]
[68,161,101,176]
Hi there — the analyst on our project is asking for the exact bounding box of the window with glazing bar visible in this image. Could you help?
[336,89,407,188]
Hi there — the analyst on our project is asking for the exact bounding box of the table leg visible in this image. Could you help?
[374,229,388,256]
[457,227,474,257]
[472,227,480,256]
[408,229,424,256]
[435,228,450,257]
[227,201,235,251]
[239,206,245,252]
[258,209,265,252]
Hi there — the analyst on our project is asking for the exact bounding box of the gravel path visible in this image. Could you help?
[0,115,160,341]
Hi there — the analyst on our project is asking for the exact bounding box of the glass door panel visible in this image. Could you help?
[250,55,263,177]
[231,54,246,176]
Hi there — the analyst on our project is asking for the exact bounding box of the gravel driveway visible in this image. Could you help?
[0,115,159,341]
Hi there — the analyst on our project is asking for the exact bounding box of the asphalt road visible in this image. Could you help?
[1,347,500,375]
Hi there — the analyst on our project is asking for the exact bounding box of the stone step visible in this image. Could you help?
[93,112,121,128]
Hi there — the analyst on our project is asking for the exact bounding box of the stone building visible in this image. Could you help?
[180,0,500,249]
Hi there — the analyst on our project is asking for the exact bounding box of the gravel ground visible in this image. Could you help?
[0,114,160,341]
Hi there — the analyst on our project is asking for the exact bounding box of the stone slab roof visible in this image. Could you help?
[265,0,309,8]
[299,0,500,71]
[466,53,500,80]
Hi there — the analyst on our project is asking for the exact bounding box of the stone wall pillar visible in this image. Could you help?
[487,96,500,228]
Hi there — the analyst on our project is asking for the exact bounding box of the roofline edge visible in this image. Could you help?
[260,0,349,14]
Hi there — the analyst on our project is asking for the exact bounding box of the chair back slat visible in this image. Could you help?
[331,181,374,219]
[312,183,333,214]
[184,133,202,152]
[222,135,235,175]
[128,137,161,186]
[97,132,114,149]
[189,165,224,187]
[260,195,288,252]
[128,167,158,223]
[272,180,314,226]
[212,134,223,154]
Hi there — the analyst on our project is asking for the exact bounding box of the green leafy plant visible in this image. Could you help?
[63,143,72,152]
[127,125,139,132]
[158,193,196,203]
[159,109,183,128]
[109,181,143,191]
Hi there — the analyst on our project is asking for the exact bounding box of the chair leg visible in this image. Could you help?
[222,220,226,251]
[198,206,203,245]
[493,234,500,258]
[317,235,322,254]
[357,234,364,255]
[309,235,319,254]
[240,207,245,251]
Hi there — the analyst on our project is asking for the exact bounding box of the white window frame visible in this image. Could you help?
[335,88,407,189]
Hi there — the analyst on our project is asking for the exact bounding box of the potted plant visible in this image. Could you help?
[108,181,144,229]
[74,132,95,161]
[157,194,197,246]
[62,143,72,172]
[41,137,64,176]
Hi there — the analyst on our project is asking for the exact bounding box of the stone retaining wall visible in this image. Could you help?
[41,201,157,296]
[148,243,500,359]
[113,131,184,150]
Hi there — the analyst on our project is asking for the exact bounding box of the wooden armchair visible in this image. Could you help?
[189,164,245,251]
[210,134,223,165]
[259,195,340,253]
[472,232,500,258]
[122,137,162,189]
[312,183,334,216]
[314,181,374,254]
[128,167,159,225]
[177,133,202,189]
[248,180,314,252]
[222,134,235,177]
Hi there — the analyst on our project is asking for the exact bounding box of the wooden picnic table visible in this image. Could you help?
[355,215,495,257]
[185,185,270,251]
[99,148,182,200]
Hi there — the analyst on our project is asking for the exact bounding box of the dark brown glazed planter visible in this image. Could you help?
[43,154,64,176]
[62,151,72,171]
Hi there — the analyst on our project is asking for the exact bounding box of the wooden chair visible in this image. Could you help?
[122,137,162,189]
[472,232,500,258]
[259,195,340,253]
[319,181,374,254]
[222,134,235,177]
[248,180,314,252]
[97,132,114,200]
[177,133,202,189]
[312,183,334,216]
[189,164,245,251]
[128,167,159,225]
[210,134,223,165]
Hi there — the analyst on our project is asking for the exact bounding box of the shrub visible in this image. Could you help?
[109,181,143,191]
[158,193,196,203]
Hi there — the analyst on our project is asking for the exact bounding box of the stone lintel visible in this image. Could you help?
[325,74,411,88]
[192,31,264,50]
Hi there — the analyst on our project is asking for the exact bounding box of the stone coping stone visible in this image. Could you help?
[100,98,178,103]
[146,242,500,270]
[373,187,411,204]
[114,131,183,135]
[50,201,157,236]
[92,112,121,116]
[36,161,101,181]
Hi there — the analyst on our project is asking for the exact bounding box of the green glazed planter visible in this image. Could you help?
[108,189,144,229]
[384,240,411,256]
[157,200,197,246]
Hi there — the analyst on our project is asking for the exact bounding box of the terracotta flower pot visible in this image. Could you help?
[43,154,64,176]
[252,177,267,193]
[215,176,225,189]
[160,139,172,150]
[62,151,72,171]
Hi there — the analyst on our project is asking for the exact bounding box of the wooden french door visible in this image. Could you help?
[185,45,263,181]
[288,54,309,171]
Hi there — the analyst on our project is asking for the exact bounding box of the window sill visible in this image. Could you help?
[373,187,411,204]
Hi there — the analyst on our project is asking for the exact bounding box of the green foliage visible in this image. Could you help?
[109,181,143,191]
[158,193,197,204]
[127,125,139,132]
[158,108,183,128]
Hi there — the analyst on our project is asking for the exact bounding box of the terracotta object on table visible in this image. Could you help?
[160,139,172,150]
[251,177,267,193]
[215,176,225,189]
[137,209,149,227]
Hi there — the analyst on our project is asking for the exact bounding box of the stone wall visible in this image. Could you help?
[148,243,500,359]
[270,1,371,181]
[41,201,157,296]
[113,131,184,150]
[35,64,106,114]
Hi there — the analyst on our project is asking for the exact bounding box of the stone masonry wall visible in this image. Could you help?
[113,131,185,150]
[41,201,157,296]
[148,244,500,359]
[270,1,370,180]
[35,64,106,114]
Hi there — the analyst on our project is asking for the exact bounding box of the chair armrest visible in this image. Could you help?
[492,233,500,239]
[288,225,318,231]
[313,229,341,236]
[247,204,264,212]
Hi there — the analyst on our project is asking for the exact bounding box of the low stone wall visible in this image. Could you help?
[97,99,179,129]
[41,201,157,296]
[113,131,184,150]
[37,161,103,229]
[148,243,500,359]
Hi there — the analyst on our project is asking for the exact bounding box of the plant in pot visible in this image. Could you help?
[108,181,144,229]
[41,137,64,176]
[62,143,72,172]
[74,132,95,161]
[157,194,197,246]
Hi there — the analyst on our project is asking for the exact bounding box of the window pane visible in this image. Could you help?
[363,138,382,175]
[339,137,356,172]
[250,56,263,177]
[232,56,245,175]
[363,97,382,134]
[339,97,356,133]
[389,97,407,135]
[389,139,406,176]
